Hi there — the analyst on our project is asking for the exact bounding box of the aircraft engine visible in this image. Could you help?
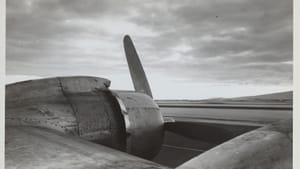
[5,76,164,160]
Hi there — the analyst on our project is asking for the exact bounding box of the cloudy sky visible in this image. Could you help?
[6,0,293,99]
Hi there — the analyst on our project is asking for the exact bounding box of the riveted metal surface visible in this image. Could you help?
[6,77,78,134]
[6,76,126,151]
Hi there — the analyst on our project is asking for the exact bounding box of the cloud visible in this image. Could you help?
[6,0,293,98]
[127,0,292,85]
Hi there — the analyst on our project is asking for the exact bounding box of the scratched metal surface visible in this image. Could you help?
[5,126,170,169]
[6,76,126,150]
[6,77,79,134]
[59,77,126,150]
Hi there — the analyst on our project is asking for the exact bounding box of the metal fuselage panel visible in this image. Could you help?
[5,76,126,151]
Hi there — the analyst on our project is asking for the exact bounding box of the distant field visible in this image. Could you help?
[156,91,292,105]
[156,91,292,126]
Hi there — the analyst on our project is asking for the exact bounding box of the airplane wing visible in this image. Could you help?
[5,126,169,169]
[177,118,292,169]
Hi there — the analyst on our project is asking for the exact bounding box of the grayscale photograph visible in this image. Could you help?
[5,0,293,169]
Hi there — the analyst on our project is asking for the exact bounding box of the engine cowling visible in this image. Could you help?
[5,76,164,159]
[113,91,164,159]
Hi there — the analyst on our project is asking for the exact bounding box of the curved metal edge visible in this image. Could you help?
[177,118,292,169]
[113,90,164,160]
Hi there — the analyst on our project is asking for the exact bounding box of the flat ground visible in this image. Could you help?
[152,91,292,168]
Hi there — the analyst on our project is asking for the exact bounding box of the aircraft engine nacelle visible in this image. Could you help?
[5,76,164,159]
[113,91,164,159]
